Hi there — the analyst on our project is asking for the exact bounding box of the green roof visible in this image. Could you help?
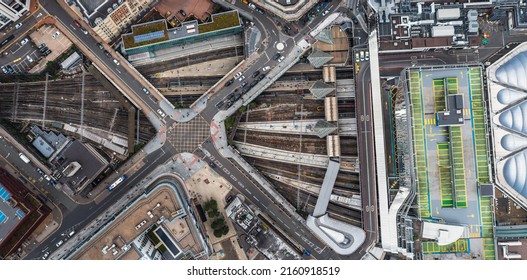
[197,11,240,34]
[123,20,169,49]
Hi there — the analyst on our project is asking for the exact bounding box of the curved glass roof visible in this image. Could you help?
[497,88,527,105]
[504,151,527,197]
[496,51,527,91]
[501,134,527,151]
[499,100,527,135]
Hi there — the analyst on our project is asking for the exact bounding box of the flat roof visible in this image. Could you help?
[122,11,240,50]
[0,186,23,243]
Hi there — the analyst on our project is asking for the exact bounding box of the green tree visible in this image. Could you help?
[211,218,225,230]
[207,208,220,218]
[204,199,218,212]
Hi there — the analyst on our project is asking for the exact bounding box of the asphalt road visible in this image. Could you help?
[26,0,358,260]
[25,148,173,259]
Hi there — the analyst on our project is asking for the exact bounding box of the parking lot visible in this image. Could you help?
[28,25,72,73]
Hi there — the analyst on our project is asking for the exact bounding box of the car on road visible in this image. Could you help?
[52,31,60,39]
[42,252,49,259]
[248,3,256,9]
[157,109,166,118]
[262,66,270,72]
[56,240,64,247]
[252,71,260,78]
[113,58,120,65]
[15,22,23,29]
[44,175,51,181]
[234,71,242,79]
[73,20,81,28]
[20,38,29,45]
[96,43,104,50]
[179,9,186,17]
[38,43,46,49]
[255,7,265,14]
[322,10,329,16]
[277,55,285,62]
[238,75,245,82]
[303,249,311,256]
[352,17,359,24]
[225,78,234,87]
[80,27,88,35]
[104,50,111,58]
[209,161,216,168]
[241,81,248,87]
[142,87,150,95]
[26,55,33,63]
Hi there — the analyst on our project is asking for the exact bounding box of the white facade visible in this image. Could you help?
[0,0,30,29]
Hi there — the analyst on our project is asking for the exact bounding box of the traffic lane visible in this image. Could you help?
[0,8,45,53]
[200,143,335,259]
[0,136,79,209]
[43,1,164,118]
[27,148,172,259]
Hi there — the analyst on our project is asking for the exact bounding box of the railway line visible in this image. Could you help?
[250,157,359,190]
[271,179,362,227]
[0,75,156,143]
[136,46,244,77]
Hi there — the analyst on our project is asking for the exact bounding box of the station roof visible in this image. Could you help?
[307,50,333,68]
[309,80,334,99]
[313,120,337,138]
[422,221,466,246]
[315,28,334,45]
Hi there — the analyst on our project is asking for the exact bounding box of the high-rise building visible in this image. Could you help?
[0,0,30,29]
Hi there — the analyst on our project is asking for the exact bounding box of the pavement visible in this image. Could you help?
[23,0,364,261]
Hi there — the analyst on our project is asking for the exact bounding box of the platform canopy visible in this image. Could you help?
[308,50,333,68]
[310,80,334,99]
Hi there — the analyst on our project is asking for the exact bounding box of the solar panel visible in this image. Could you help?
[0,211,5,223]
[134,31,165,43]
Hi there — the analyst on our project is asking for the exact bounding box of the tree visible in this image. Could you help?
[207,208,220,218]
[204,199,218,212]
[211,218,225,230]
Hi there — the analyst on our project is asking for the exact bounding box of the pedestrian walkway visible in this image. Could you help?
[422,238,469,254]
[469,67,490,183]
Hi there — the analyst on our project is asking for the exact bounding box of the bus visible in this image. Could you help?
[19,153,30,163]
[107,175,126,191]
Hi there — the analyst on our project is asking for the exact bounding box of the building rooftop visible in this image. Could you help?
[122,11,240,51]
[51,140,107,193]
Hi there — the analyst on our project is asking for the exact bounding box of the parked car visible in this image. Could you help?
[38,43,46,49]
[52,31,60,39]
[234,71,242,79]
[56,240,63,247]
[225,78,234,87]
[179,9,186,17]
[241,81,248,87]
[73,20,81,28]
[26,55,33,63]
[238,75,245,82]
[96,43,104,50]
[273,53,281,60]
[257,73,266,81]
[322,10,329,16]
[80,27,88,35]
[255,7,265,14]
[113,59,120,65]
[252,71,260,78]
[20,38,29,45]
[277,55,285,62]
[104,50,111,58]
[142,87,150,95]
[250,80,258,87]
[248,3,256,9]
[262,66,270,72]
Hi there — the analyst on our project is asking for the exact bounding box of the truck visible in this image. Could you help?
[19,153,30,163]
